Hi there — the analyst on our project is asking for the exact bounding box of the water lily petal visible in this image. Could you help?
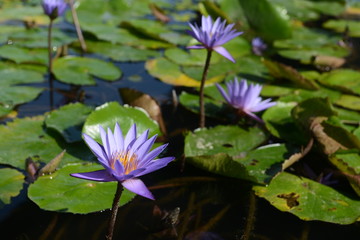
[122,178,154,200]
[70,170,115,182]
[214,46,235,63]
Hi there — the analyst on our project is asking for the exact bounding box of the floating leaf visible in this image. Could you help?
[335,94,360,111]
[0,116,90,170]
[263,102,309,144]
[78,41,161,62]
[319,69,360,96]
[119,88,167,135]
[83,102,161,143]
[28,163,135,214]
[0,86,43,110]
[0,64,44,86]
[53,56,122,85]
[45,103,94,143]
[145,57,224,87]
[324,19,360,37]
[239,0,292,41]
[0,168,24,209]
[185,125,267,158]
[0,45,47,65]
[254,172,360,224]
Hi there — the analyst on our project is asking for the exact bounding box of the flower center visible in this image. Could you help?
[111,151,138,174]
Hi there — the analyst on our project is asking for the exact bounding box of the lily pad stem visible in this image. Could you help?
[47,18,54,75]
[106,182,123,240]
[199,49,212,128]
[69,0,87,53]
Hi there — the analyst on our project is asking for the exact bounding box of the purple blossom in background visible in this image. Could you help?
[251,37,267,56]
[42,0,67,19]
[71,123,174,200]
[187,15,242,62]
[216,78,276,122]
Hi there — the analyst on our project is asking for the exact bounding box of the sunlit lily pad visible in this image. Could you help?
[185,125,267,158]
[0,64,44,86]
[323,19,360,37]
[239,0,292,41]
[254,172,360,224]
[83,102,161,143]
[45,103,94,143]
[0,86,43,110]
[53,56,122,85]
[78,41,161,62]
[335,94,360,111]
[0,168,24,209]
[318,69,360,96]
[0,116,90,170]
[145,57,224,87]
[28,163,135,214]
[0,45,47,65]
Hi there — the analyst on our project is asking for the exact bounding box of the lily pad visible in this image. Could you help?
[45,103,94,143]
[0,64,44,86]
[145,57,224,87]
[0,116,89,170]
[319,69,360,96]
[0,86,43,109]
[323,19,360,37]
[253,172,360,224]
[28,163,135,214]
[0,168,25,208]
[0,45,47,65]
[83,102,161,143]
[78,41,161,62]
[53,56,122,85]
[185,125,267,158]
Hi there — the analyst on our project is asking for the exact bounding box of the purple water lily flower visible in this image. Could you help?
[251,37,267,56]
[187,15,242,62]
[216,78,276,122]
[71,123,174,200]
[42,0,68,20]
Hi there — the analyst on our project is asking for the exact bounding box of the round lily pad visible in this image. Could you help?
[53,56,122,85]
[0,168,25,209]
[83,102,161,143]
[254,172,360,224]
[28,163,135,214]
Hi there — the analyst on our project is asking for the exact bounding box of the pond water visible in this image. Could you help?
[1,0,360,240]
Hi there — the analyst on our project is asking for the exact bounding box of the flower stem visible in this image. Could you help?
[199,49,212,128]
[106,182,123,240]
[47,18,54,75]
[69,0,87,54]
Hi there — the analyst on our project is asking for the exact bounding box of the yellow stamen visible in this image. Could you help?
[110,151,138,174]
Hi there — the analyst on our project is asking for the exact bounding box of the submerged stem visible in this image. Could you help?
[241,190,257,240]
[199,49,212,128]
[106,182,123,240]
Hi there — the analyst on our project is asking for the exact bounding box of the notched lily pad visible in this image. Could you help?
[254,172,360,224]
[28,163,135,214]
[0,168,25,208]
[53,56,122,85]
[45,103,94,143]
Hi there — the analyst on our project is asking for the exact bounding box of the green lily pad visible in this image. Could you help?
[335,94,360,111]
[319,69,360,96]
[0,64,44,86]
[45,103,94,143]
[0,168,25,208]
[0,86,43,109]
[145,57,224,87]
[323,19,360,37]
[185,125,267,158]
[83,102,161,143]
[263,102,309,144]
[0,116,89,170]
[239,0,292,41]
[53,56,122,85]
[0,45,47,65]
[253,172,360,224]
[78,41,161,62]
[28,163,135,214]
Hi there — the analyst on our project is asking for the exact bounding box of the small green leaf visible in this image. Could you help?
[254,172,360,224]
[0,168,24,208]
[319,69,360,96]
[83,102,161,143]
[28,163,135,214]
[185,125,267,157]
[53,56,122,85]
[45,103,94,143]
